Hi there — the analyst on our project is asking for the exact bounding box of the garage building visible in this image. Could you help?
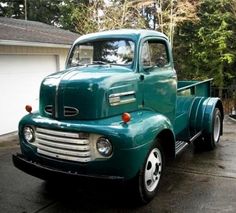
[0,17,78,135]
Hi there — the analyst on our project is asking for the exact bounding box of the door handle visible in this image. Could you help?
[140,74,145,81]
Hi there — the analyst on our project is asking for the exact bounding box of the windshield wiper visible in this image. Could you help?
[86,61,111,67]
[70,62,84,67]
[92,61,108,65]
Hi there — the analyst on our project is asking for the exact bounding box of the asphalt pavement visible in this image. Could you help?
[0,116,236,213]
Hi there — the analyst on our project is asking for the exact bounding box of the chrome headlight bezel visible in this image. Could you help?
[96,137,113,157]
[23,126,35,143]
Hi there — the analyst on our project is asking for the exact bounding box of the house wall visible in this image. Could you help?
[0,45,71,134]
[0,45,70,70]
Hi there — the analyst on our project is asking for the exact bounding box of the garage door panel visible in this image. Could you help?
[0,55,57,135]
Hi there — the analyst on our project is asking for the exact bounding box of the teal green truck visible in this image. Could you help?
[13,29,224,203]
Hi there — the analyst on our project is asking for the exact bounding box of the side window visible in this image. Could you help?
[141,40,169,69]
[141,42,151,66]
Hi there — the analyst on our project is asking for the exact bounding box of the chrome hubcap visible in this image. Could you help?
[213,113,221,143]
[144,148,162,192]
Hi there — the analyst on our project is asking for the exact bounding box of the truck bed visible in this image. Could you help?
[174,79,213,140]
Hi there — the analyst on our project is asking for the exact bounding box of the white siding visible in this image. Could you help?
[0,45,69,70]
[0,52,65,135]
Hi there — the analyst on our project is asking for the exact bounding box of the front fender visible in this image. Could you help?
[18,110,174,179]
[107,110,175,178]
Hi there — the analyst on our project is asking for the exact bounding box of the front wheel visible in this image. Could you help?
[132,139,165,204]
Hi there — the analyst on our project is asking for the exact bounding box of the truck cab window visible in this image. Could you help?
[67,39,135,68]
[141,40,168,69]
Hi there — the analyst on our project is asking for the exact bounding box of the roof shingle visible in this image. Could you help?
[0,17,79,45]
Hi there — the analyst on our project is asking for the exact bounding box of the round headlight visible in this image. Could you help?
[96,137,112,157]
[23,126,35,143]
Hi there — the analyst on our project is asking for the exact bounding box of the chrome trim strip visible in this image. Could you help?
[37,139,90,151]
[35,144,91,157]
[37,149,91,162]
[54,70,79,118]
[37,128,85,139]
[55,75,65,118]
[36,132,89,145]
[109,91,136,106]
[110,98,136,106]
[64,106,79,117]
[44,105,53,115]
[109,91,135,98]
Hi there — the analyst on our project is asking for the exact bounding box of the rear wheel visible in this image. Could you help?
[204,108,222,150]
[132,139,165,204]
[194,108,222,151]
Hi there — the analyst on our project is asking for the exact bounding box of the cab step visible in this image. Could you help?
[175,131,202,155]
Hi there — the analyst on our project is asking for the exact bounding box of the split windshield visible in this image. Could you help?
[67,39,135,68]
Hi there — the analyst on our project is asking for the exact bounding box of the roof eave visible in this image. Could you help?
[0,40,72,48]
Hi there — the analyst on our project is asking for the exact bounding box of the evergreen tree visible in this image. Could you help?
[0,0,62,24]
[174,0,236,96]
[0,0,25,19]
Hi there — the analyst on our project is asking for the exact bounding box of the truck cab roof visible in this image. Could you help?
[74,29,168,44]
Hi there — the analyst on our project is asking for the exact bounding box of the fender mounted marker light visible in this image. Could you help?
[25,105,32,113]
[122,112,131,123]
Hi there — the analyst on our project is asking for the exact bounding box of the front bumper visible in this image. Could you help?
[12,153,124,181]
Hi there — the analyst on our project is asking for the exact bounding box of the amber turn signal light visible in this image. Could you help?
[25,105,32,113]
[122,112,131,123]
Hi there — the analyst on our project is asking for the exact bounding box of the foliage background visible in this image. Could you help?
[0,0,236,95]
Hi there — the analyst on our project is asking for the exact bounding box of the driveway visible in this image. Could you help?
[0,116,235,212]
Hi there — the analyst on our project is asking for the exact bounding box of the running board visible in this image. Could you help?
[189,131,202,143]
[175,131,202,155]
[175,141,189,155]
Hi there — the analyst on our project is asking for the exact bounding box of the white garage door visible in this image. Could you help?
[0,54,58,135]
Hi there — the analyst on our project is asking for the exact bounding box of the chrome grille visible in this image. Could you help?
[64,106,79,117]
[34,128,91,162]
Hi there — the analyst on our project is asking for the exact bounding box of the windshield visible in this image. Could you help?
[67,39,135,68]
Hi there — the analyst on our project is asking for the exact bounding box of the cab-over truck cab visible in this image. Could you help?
[13,29,224,203]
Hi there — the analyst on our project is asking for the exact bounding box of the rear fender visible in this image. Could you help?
[202,98,224,134]
[190,97,224,135]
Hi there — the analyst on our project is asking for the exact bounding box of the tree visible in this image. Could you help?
[64,0,147,34]
[0,0,25,19]
[154,0,199,46]
[58,0,92,33]
[0,0,62,25]
[101,0,146,30]
[27,0,62,25]
[173,21,200,80]
[173,0,236,97]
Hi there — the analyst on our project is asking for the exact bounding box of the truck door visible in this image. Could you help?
[139,38,177,123]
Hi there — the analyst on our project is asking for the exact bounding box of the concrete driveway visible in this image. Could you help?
[0,116,235,212]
